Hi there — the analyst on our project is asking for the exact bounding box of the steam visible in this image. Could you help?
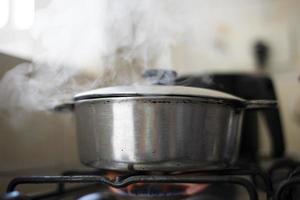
[0,0,185,116]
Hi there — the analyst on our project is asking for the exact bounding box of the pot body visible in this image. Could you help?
[74,96,244,171]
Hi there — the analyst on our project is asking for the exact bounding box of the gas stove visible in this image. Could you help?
[2,159,300,200]
[0,71,297,200]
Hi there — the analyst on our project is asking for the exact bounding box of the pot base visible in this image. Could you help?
[82,159,231,172]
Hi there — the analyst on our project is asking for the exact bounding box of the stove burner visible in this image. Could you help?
[78,193,116,200]
[105,171,208,199]
[0,191,29,200]
[109,183,208,198]
[4,166,271,200]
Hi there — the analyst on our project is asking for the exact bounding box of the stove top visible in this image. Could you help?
[1,159,300,200]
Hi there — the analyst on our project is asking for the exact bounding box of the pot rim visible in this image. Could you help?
[74,85,245,106]
[75,95,247,108]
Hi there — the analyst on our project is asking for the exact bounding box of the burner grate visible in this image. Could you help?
[275,167,300,200]
[5,166,273,200]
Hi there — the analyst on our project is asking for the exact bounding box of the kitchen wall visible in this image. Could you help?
[0,55,81,193]
[169,0,300,157]
[0,54,81,170]
[275,74,300,158]
[0,0,300,190]
[171,0,299,74]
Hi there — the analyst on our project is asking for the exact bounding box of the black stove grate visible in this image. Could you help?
[4,166,274,200]
[275,167,300,200]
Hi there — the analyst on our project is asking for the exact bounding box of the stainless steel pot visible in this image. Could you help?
[57,85,276,172]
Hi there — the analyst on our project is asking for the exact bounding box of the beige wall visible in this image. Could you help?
[0,54,82,191]
[166,0,299,74]
[274,74,300,157]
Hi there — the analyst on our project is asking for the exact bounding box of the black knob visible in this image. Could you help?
[253,40,270,70]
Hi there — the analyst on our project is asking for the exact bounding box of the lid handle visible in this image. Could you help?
[143,69,177,85]
[246,100,277,110]
[52,101,74,112]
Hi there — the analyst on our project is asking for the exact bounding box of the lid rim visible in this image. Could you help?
[74,85,245,103]
[74,94,246,107]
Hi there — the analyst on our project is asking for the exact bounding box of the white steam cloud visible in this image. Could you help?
[0,0,186,115]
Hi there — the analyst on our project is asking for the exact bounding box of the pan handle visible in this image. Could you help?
[246,100,277,110]
[52,101,75,112]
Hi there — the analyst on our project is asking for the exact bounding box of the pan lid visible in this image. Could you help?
[74,85,245,104]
